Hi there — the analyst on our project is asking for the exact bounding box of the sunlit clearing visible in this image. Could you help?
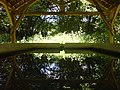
[60,50,65,58]
[20,32,95,43]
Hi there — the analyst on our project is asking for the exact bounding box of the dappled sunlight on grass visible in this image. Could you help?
[20,32,95,43]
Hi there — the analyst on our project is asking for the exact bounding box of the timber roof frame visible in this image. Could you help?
[0,0,120,37]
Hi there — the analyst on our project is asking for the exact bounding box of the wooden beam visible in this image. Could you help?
[15,0,36,11]
[8,1,37,88]
[12,0,27,8]
[0,43,120,58]
[108,6,119,43]
[11,0,37,42]
[15,0,36,12]
[87,0,109,11]
[15,11,100,16]
[94,0,110,10]
[14,0,29,10]
[92,0,114,36]
[0,0,13,10]
[10,14,16,43]
[15,0,37,26]
[60,0,65,12]
[108,4,120,43]
[111,5,120,26]
[0,1,14,26]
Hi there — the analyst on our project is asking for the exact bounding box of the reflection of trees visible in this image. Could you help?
[1,53,117,90]
[0,58,12,89]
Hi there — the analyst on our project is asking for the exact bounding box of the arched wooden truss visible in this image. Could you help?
[0,0,120,90]
[0,0,120,43]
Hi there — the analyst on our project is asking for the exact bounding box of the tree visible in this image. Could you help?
[0,8,10,43]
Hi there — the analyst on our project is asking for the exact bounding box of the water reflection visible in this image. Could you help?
[0,53,119,90]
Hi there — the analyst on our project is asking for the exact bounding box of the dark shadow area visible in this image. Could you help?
[0,53,119,90]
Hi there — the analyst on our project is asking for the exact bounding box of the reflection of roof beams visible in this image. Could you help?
[15,11,100,16]
[0,43,120,58]
[5,68,14,90]
[96,60,119,90]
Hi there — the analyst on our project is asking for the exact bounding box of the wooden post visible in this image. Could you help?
[109,8,119,90]
[109,27,114,43]
[60,0,65,12]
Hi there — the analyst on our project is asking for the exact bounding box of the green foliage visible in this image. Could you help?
[114,12,120,43]
[65,0,83,12]
[0,11,10,43]
[0,12,10,34]
[0,33,10,43]
[27,0,52,12]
